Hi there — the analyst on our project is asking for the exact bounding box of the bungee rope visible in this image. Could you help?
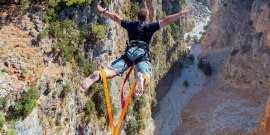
[99,68,136,135]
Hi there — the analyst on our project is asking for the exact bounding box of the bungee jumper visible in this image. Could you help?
[81,5,192,97]
[80,4,192,135]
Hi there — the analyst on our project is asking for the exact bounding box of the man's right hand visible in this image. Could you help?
[181,7,193,15]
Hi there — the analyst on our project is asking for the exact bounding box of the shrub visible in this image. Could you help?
[231,49,239,56]
[38,29,49,40]
[198,58,212,76]
[45,8,57,22]
[126,119,138,134]
[92,84,107,118]
[0,96,5,109]
[85,100,95,120]
[203,24,208,30]
[56,40,74,61]
[171,23,181,45]
[180,0,185,6]
[138,96,147,108]
[151,98,157,108]
[186,34,191,43]
[193,35,199,43]
[102,0,112,5]
[0,112,5,128]
[48,0,93,7]
[21,69,29,79]
[183,80,189,87]
[48,118,55,127]
[63,81,73,98]
[7,129,15,135]
[91,24,106,41]
[137,119,146,130]
[13,86,39,119]
[20,0,30,10]
[52,90,58,99]
[188,54,195,64]
[240,44,251,54]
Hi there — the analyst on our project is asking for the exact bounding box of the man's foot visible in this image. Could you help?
[80,71,101,92]
[135,72,144,99]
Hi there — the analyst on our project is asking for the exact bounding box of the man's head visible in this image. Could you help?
[137,8,149,22]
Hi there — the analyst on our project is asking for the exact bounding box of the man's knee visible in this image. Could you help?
[136,72,150,87]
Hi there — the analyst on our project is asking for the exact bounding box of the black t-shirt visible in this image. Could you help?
[121,20,160,45]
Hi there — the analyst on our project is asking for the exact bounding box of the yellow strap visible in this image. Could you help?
[115,80,136,135]
[99,70,115,135]
[100,70,137,135]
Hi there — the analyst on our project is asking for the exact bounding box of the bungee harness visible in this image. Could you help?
[120,40,151,67]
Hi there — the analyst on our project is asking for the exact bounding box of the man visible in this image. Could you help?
[81,5,192,98]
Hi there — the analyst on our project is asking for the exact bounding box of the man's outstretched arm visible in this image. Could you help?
[159,7,192,28]
[97,5,123,25]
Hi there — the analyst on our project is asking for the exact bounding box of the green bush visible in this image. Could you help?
[56,40,74,61]
[188,54,195,64]
[92,84,107,118]
[91,24,106,41]
[240,44,251,54]
[20,0,30,10]
[47,19,79,62]
[21,69,29,79]
[0,96,5,109]
[7,129,15,135]
[0,112,5,128]
[126,119,138,134]
[186,34,191,43]
[121,2,139,21]
[85,100,95,120]
[45,8,57,22]
[198,59,212,76]
[180,0,185,6]
[48,0,93,7]
[171,23,181,45]
[102,0,112,5]
[63,81,73,98]
[66,0,93,6]
[13,86,38,119]
[183,80,189,87]
[203,24,208,30]
[193,35,199,43]
[231,49,239,56]
[138,96,147,108]
[137,119,146,130]
[38,29,49,40]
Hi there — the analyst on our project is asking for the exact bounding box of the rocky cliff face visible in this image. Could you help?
[0,0,189,134]
[200,0,270,134]
[221,0,270,90]
[201,0,254,51]
[154,0,270,134]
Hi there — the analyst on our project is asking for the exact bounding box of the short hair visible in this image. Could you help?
[137,8,148,21]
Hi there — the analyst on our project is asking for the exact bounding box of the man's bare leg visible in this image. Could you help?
[134,72,145,98]
[80,69,118,92]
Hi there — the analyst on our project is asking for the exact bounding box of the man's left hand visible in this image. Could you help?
[97,5,106,13]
